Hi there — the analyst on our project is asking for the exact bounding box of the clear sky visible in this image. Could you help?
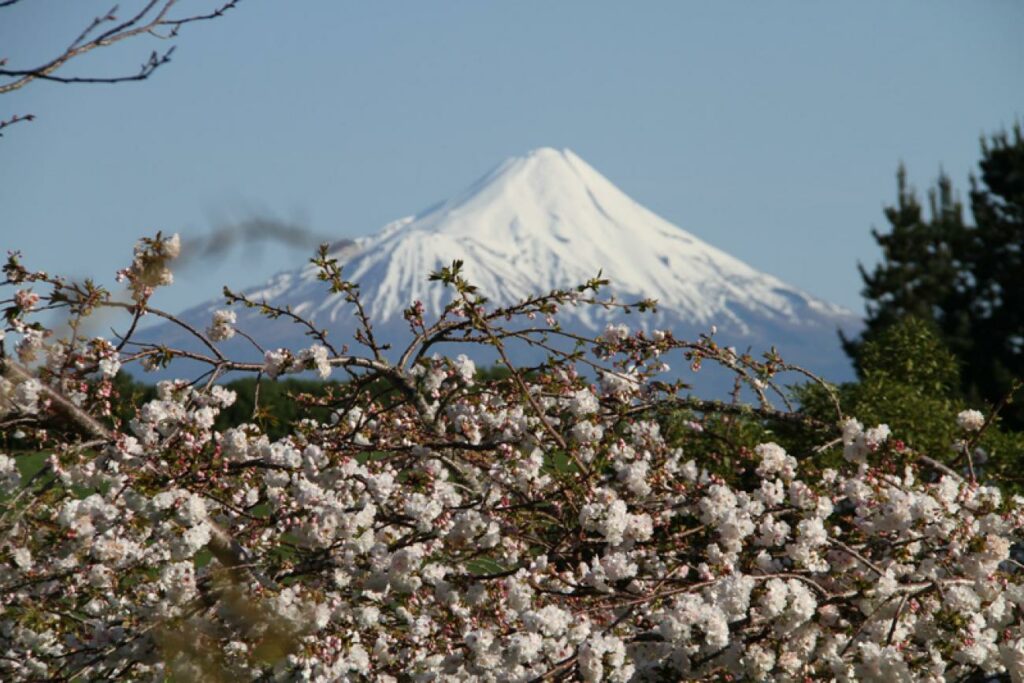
[2,1,1022,315]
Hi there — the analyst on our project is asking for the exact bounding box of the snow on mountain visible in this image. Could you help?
[146,148,860,384]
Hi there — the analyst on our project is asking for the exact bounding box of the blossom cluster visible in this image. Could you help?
[263,344,332,380]
[1,237,1023,682]
[114,232,181,302]
[207,309,237,342]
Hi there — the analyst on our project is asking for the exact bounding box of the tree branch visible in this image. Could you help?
[0,112,33,136]
[0,0,242,131]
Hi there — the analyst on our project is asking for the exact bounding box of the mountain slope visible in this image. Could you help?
[147,148,860,384]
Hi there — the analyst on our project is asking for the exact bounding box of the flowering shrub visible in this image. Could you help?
[2,235,1023,681]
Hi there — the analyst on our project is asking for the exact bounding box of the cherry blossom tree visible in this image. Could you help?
[2,233,1023,681]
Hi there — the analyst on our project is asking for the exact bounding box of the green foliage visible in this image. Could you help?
[812,317,1024,486]
[844,318,961,455]
[111,370,157,423]
[964,124,1024,423]
[854,316,960,394]
[214,377,339,440]
[655,399,836,485]
[110,373,338,441]
[847,122,1024,426]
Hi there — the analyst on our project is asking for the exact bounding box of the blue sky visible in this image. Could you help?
[2,1,1022,315]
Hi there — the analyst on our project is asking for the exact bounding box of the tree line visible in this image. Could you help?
[843,122,1024,429]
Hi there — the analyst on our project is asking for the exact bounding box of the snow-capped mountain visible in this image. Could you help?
[146,148,860,384]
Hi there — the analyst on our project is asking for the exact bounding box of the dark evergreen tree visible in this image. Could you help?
[841,165,968,371]
[847,123,1024,426]
[964,124,1024,424]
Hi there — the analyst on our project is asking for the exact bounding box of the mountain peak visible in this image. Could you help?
[523,145,572,159]
[301,147,852,330]
[463,146,587,192]
[429,146,629,234]
[156,148,859,384]
[514,146,591,172]
[502,146,595,183]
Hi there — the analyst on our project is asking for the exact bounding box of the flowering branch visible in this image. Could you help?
[1,233,1022,681]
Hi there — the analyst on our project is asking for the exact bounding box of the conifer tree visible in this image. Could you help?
[842,165,968,370]
[848,123,1024,427]
[964,125,1024,421]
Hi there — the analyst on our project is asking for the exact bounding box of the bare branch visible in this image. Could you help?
[0,0,242,132]
[0,112,33,136]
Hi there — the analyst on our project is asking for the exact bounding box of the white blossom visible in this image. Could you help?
[958,409,986,432]
[7,241,1024,682]
[207,309,237,341]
